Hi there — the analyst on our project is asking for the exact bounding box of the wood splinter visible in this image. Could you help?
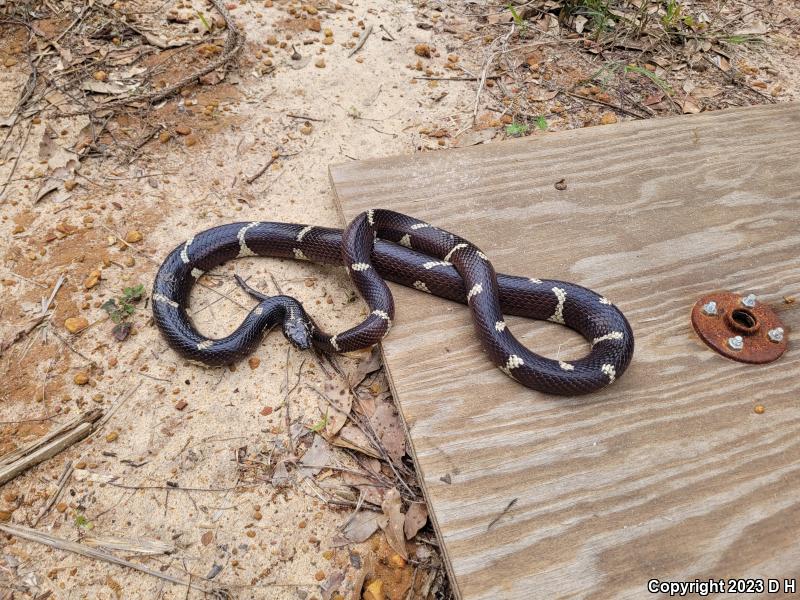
[0,410,103,486]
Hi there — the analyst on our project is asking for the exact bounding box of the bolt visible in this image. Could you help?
[702,301,718,316]
[768,327,784,343]
[741,294,757,308]
[728,335,744,351]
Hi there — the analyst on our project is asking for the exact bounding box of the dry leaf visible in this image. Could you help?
[38,125,58,162]
[81,79,139,95]
[298,435,333,478]
[83,534,175,555]
[734,21,768,36]
[681,96,701,114]
[348,347,383,387]
[342,471,386,506]
[404,502,428,539]
[332,424,381,459]
[335,510,385,544]
[35,159,79,204]
[693,85,722,99]
[271,459,290,485]
[317,386,351,437]
[321,571,345,600]
[454,128,497,148]
[379,488,407,559]
[527,89,559,102]
[370,396,406,462]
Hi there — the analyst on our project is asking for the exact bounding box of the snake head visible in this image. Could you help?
[281,306,313,351]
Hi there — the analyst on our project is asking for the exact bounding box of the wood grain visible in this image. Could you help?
[330,103,800,599]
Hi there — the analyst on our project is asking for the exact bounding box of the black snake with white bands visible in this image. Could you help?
[152,209,634,395]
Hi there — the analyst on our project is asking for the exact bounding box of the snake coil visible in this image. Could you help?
[152,209,634,395]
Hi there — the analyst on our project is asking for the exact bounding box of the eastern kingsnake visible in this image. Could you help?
[152,209,634,395]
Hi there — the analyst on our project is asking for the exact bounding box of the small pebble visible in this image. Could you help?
[754,405,765,414]
[175,400,188,411]
[248,357,260,369]
[176,125,192,135]
[599,113,618,125]
[93,71,108,81]
[315,58,326,69]
[125,230,143,243]
[414,44,431,58]
[106,431,119,442]
[84,269,101,289]
[65,317,89,334]
[389,554,406,568]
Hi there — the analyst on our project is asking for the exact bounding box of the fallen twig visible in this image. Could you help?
[0,410,102,486]
[349,24,373,58]
[0,523,214,593]
[246,153,279,184]
[286,113,325,122]
[0,313,48,356]
[379,24,395,41]
[562,90,647,119]
[414,75,501,82]
[32,460,73,526]
[0,118,33,201]
[471,26,515,126]
[57,0,245,117]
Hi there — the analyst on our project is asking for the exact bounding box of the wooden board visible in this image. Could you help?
[330,103,800,600]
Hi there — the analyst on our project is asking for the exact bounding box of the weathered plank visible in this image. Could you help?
[330,103,800,599]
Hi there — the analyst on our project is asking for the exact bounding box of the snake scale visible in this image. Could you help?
[152,209,634,395]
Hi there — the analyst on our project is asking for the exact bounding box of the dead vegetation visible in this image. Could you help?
[441,0,798,135]
[0,0,798,598]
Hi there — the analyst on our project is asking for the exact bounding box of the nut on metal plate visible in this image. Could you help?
[691,291,788,364]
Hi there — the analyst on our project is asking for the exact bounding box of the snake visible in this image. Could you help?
[152,209,634,395]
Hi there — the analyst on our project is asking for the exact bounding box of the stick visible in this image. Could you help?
[472,27,514,126]
[0,313,48,356]
[286,113,325,122]
[561,91,646,119]
[32,460,73,526]
[0,118,33,201]
[0,523,213,593]
[57,0,244,117]
[245,154,279,184]
[349,24,373,58]
[414,75,501,81]
[0,410,102,486]
[378,24,395,41]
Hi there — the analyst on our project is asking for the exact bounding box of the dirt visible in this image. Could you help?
[1,0,798,598]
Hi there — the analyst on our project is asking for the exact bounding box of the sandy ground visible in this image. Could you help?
[1,0,799,598]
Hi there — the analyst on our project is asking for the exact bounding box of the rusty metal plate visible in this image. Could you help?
[691,291,788,364]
